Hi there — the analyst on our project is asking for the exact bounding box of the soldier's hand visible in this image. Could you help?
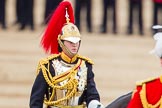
[88,100,105,108]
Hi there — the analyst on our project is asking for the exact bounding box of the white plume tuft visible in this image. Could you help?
[150,32,162,58]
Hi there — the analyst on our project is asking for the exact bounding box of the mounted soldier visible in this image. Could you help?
[29,1,104,108]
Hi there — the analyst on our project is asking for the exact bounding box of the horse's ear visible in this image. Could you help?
[106,91,132,108]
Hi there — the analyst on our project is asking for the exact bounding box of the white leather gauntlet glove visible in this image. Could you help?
[88,100,105,108]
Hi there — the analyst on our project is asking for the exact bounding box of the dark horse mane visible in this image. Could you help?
[105,91,132,108]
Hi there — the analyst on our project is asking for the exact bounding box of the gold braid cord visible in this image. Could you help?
[38,56,82,106]
[140,84,162,108]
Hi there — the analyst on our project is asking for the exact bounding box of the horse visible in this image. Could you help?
[105,91,132,108]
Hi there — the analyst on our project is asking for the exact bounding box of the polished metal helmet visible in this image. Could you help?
[59,23,81,44]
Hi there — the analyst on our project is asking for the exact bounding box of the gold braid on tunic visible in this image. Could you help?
[36,54,83,106]
[137,76,162,108]
[140,84,162,108]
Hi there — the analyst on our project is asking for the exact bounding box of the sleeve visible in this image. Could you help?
[29,69,48,108]
[127,86,143,108]
[85,63,100,106]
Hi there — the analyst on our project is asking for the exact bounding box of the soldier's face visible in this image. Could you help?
[63,40,80,55]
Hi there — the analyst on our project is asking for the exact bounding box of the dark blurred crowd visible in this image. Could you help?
[0,0,162,35]
[0,0,62,31]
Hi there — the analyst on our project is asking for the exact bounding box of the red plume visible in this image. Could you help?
[41,1,75,54]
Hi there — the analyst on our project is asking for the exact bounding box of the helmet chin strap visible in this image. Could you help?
[58,36,77,58]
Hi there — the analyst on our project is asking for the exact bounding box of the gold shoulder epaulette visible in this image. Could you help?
[77,55,94,65]
[46,54,60,61]
[39,54,60,65]
[36,54,60,75]
[136,77,157,86]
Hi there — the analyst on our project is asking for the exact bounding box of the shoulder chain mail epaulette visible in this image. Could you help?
[36,54,60,75]
[77,55,94,65]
